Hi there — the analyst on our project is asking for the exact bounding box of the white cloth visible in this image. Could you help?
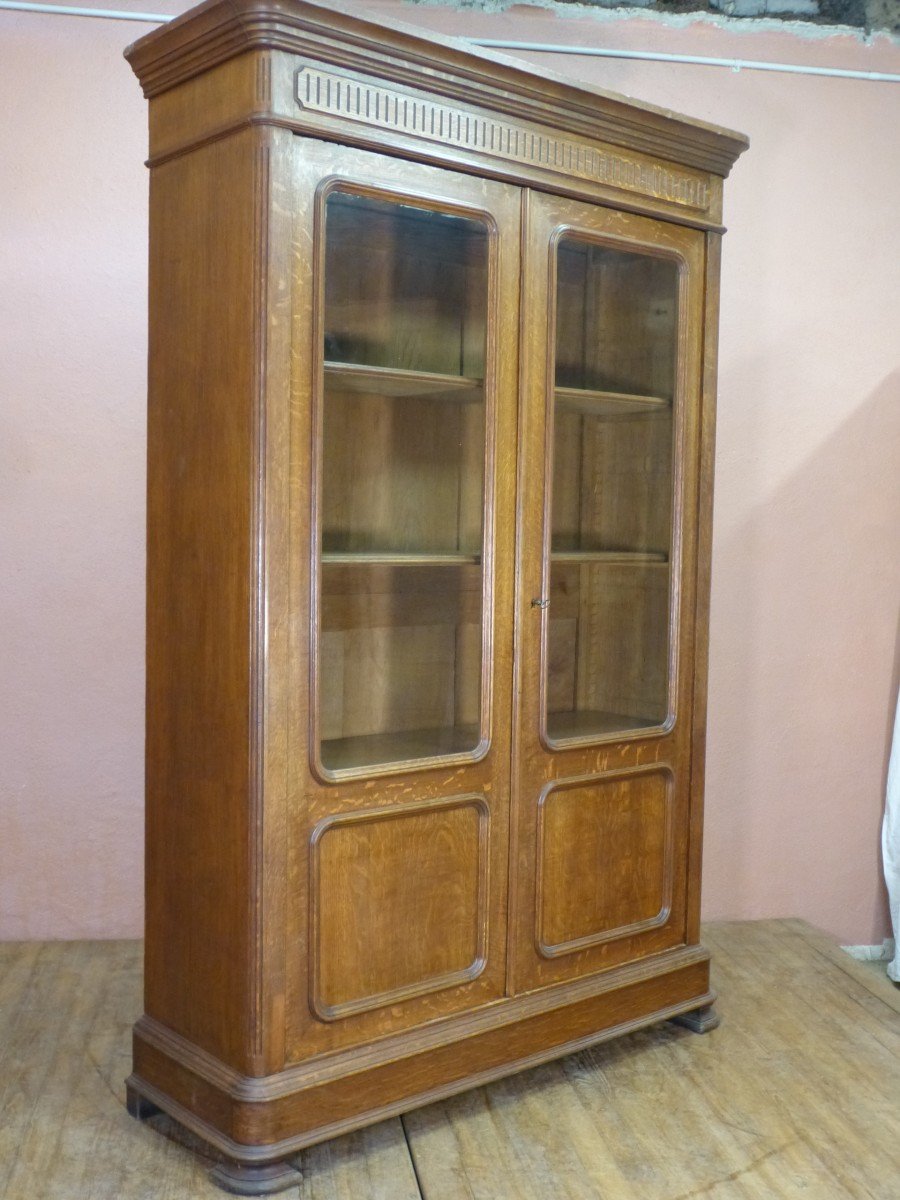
[883,687,900,982]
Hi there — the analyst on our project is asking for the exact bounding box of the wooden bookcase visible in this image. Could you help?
[125,2,747,1192]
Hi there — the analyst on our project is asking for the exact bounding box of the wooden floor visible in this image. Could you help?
[1,920,898,1199]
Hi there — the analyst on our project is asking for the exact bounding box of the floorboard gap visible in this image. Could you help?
[400,1113,426,1200]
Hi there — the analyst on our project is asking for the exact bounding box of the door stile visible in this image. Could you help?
[505,185,534,998]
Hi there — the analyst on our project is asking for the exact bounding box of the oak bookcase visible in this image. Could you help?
[124,2,748,1192]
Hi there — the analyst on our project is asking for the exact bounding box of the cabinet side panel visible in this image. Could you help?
[144,132,260,1067]
[686,233,722,944]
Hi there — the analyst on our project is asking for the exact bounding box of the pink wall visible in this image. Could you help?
[1,1,898,945]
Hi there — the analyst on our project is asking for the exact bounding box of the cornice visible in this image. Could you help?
[124,0,748,178]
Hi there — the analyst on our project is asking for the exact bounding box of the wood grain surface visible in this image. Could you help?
[2,921,898,1198]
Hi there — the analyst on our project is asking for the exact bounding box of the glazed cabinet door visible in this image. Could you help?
[511,192,706,992]
[285,139,520,1057]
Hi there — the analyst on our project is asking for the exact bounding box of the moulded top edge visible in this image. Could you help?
[123,0,749,178]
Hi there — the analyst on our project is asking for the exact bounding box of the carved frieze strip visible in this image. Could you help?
[296,66,711,212]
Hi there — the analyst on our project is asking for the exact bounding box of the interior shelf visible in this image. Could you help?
[555,386,670,417]
[322,551,481,566]
[321,724,481,772]
[547,709,663,740]
[551,550,668,565]
[324,361,484,404]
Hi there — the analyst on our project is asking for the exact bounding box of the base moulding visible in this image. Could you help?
[127,947,716,1176]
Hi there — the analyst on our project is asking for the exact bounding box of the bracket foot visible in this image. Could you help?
[670,1003,720,1034]
[209,1160,303,1196]
[125,1080,163,1121]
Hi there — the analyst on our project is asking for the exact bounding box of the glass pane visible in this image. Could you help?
[317,191,489,773]
[545,236,678,742]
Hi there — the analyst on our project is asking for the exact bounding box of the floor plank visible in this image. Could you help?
[404,921,900,1200]
[0,940,420,1200]
[0,921,897,1199]
[783,917,900,1015]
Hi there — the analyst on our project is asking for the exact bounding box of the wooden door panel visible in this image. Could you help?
[511,192,705,992]
[537,767,673,958]
[311,795,488,1020]
[285,138,520,1058]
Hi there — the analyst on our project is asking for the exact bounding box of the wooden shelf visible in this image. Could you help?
[324,362,484,404]
[321,724,480,772]
[323,550,662,568]
[555,386,670,417]
[322,552,481,566]
[547,709,663,740]
[551,550,668,566]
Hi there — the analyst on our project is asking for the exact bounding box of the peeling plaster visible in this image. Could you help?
[405,0,900,43]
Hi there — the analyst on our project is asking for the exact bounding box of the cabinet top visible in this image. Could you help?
[125,0,748,178]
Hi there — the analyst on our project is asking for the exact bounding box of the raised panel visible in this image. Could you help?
[310,795,489,1020]
[537,767,674,958]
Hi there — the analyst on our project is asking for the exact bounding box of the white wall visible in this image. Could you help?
[1,0,898,943]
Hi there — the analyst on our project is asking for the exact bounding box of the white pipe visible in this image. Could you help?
[0,0,169,19]
[0,0,898,84]
[475,39,900,82]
